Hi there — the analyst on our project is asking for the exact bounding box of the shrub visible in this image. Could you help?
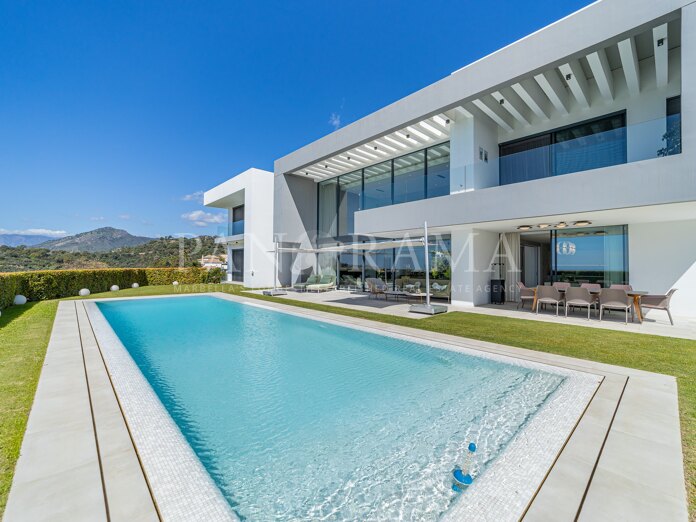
[0,267,211,309]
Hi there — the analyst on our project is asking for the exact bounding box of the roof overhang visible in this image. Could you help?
[275,0,684,179]
[277,237,426,254]
[204,167,272,208]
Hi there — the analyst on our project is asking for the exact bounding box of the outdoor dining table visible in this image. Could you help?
[531,288,649,322]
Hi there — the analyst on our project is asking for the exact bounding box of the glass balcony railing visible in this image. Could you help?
[230,220,245,236]
[499,115,681,186]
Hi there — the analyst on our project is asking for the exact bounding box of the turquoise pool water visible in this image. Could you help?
[97,296,565,521]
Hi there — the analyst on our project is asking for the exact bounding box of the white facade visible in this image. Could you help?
[214,0,696,318]
[204,168,275,288]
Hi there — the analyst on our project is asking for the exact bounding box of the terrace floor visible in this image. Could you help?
[252,289,696,340]
[3,293,689,521]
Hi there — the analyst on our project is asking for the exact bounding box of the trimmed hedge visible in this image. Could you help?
[0,268,223,310]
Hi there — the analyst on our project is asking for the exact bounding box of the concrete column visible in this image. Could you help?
[450,228,500,307]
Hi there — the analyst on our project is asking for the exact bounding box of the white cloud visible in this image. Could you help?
[181,210,225,227]
[0,228,67,237]
[328,113,341,130]
[118,214,131,220]
[90,216,105,221]
[182,190,204,203]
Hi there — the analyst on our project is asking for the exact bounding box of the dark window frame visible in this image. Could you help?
[317,141,450,240]
[499,110,627,185]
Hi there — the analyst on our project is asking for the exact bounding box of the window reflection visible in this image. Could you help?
[393,151,425,204]
[552,225,628,286]
[427,143,450,198]
[363,161,392,210]
[317,142,451,240]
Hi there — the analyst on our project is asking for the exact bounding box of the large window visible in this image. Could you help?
[230,205,245,235]
[317,179,337,239]
[500,112,627,185]
[427,143,451,197]
[363,161,392,210]
[551,225,628,286]
[393,150,425,204]
[317,142,451,240]
[663,95,682,156]
[338,171,362,236]
[230,249,244,282]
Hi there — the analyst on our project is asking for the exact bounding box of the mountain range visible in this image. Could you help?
[0,234,56,247]
[33,227,153,253]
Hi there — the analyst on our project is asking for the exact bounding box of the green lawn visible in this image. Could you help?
[1,283,694,516]
[0,300,57,514]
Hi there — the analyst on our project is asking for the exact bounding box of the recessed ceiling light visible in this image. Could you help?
[573,220,592,226]
[517,225,533,231]
[347,156,351,161]
[565,73,572,81]
[406,134,410,139]
[445,119,450,124]
[538,223,551,229]
[657,38,665,47]
[556,222,568,229]
[374,146,378,150]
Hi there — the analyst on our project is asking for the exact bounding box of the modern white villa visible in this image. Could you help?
[208,0,696,319]
[3,2,694,521]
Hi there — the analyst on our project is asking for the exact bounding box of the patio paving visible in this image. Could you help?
[251,289,696,340]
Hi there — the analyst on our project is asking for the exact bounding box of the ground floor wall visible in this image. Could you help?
[629,219,696,318]
[225,236,277,289]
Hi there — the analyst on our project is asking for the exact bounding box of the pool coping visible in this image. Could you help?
[4,294,688,521]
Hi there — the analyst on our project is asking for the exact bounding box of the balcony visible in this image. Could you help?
[499,113,681,186]
[230,220,245,236]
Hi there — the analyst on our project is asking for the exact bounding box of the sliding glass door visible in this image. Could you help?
[551,225,628,286]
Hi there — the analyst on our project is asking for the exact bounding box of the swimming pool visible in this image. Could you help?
[94,295,596,521]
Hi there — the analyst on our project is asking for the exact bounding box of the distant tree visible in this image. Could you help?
[657,120,681,157]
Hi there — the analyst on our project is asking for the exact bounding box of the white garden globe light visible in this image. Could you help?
[110,285,120,292]
[132,283,139,288]
[13,295,27,306]
[78,288,90,297]
[172,281,179,286]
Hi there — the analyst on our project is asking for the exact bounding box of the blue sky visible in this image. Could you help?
[0,0,592,239]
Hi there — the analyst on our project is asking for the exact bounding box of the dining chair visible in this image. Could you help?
[565,287,595,320]
[552,282,571,291]
[581,283,601,308]
[516,282,535,310]
[536,285,565,316]
[599,288,633,324]
[640,288,678,325]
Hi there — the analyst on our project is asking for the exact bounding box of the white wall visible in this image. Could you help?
[629,220,696,318]
[449,114,499,193]
[243,170,276,288]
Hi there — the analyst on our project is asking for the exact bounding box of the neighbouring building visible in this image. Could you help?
[200,254,227,270]
[208,0,696,318]
[204,168,275,287]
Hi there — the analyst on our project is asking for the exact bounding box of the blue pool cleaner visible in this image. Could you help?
[451,442,477,492]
